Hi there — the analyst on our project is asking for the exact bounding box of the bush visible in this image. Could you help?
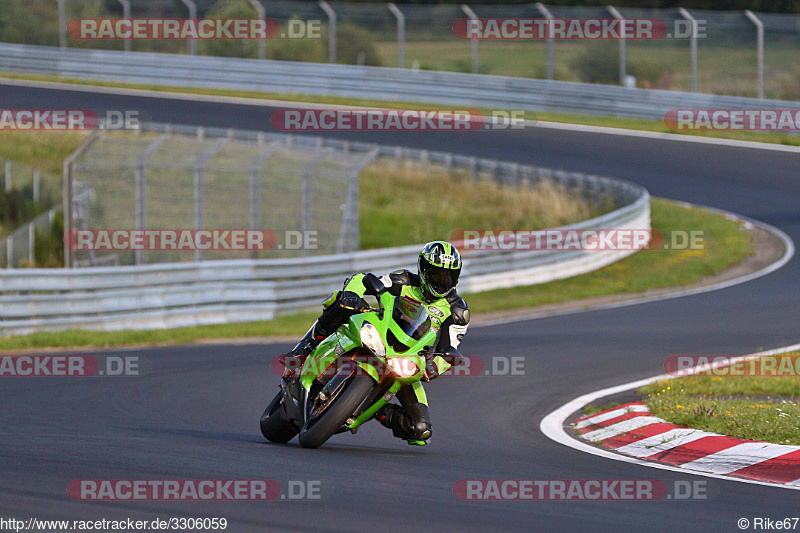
[0,185,51,230]
[267,17,326,63]
[569,42,620,84]
[198,0,261,58]
[0,0,111,48]
[569,43,673,87]
[323,24,382,66]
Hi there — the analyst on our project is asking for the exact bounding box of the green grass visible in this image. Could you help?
[376,40,800,101]
[641,353,800,398]
[638,353,800,445]
[0,130,86,175]
[0,311,318,351]
[360,163,595,249]
[0,197,753,351]
[465,197,752,315]
[1,71,798,147]
[582,402,622,417]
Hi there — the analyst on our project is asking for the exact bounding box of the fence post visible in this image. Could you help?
[56,0,66,48]
[118,0,131,52]
[607,6,626,85]
[249,147,275,259]
[302,151,329,257]
[336,149,375,254]
[33,168,40,202]
[6,235,12,269]
[28,222,35,268]
[135,134,169,265]
[745,10,764,99]
[4,161,10,192]
[319,1,337,64]
[193,139,226,262]
[460,5,479,74]
[678,8,698,92]
[387,3,405,68]
[535,3,554,80]
[248,0,267,60]
[62,131,99,268]
[179,0,198,55]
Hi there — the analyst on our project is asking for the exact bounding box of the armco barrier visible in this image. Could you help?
[0,122,649,336]
[0,43,798,120]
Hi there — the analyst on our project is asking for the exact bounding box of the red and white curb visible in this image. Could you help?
[541,343,800,490]
[574,402,800,486]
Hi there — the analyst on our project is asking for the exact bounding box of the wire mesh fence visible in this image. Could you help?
[4,1,798,99]
[63,126,372,267]
[0,160,63,268]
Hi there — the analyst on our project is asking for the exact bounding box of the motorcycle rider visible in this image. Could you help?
[283,241,469,445]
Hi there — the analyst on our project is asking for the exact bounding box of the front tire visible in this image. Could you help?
[260,390,299,443]
[298,376,376,449]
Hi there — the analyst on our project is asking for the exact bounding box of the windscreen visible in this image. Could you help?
[392,295,432,341]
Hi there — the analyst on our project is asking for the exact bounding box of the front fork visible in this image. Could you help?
[281,359,400,431]
[345,379,402,430]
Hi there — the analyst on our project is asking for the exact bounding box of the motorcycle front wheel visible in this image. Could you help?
[298,376,375,449]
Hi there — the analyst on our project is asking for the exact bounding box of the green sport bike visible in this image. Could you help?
[260,288,456,448]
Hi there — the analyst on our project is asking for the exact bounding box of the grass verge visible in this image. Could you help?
[0,197,753,351]
[465,197,751,314]
[638,352,800,445]
[2,72,798,147]
[0,130,86,175]
[360,163,595,249]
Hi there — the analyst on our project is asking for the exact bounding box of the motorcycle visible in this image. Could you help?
[260,284,458,448]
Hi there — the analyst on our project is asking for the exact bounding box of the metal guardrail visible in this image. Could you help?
[0,122,649,336]
[0,43,798,120]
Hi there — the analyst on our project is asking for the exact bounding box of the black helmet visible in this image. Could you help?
[418,241,462,300]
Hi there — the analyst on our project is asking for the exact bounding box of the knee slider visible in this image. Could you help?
[413,421,432,440]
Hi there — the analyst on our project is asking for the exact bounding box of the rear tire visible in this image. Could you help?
[298,376,376,449]
[260,390,299,443]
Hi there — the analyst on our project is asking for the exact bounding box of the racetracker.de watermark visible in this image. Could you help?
[0,110,138,131]
[452,18,706,40]
[665,354,800,378]
[273,355,524,378]
[0,355,146,377]
[451,229,705,252]
[69,18,282,40]
[270,109,525,131]
[453,479,713,501]
[65,229,318,252]
[66,479,322,501]
[665,109,800,131]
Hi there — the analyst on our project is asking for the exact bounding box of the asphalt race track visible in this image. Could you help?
[1,83,798,532]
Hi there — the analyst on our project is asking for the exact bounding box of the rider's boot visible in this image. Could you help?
[375,404,431,445]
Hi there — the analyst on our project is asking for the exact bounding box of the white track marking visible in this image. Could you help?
[575,404,650,429]
[680,443,800,475]
[580,416,665,442]
[541,343,800,490]
[615,428,719,458]
[532,120,800,153]
[476,212,794,329]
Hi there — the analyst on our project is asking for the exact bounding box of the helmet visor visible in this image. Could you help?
[422,260,460,296]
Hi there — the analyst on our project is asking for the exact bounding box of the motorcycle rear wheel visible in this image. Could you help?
[260,390,299,443]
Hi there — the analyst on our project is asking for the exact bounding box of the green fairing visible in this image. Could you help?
[298,291,438,431]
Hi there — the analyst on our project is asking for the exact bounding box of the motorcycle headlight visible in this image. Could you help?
[359,323,386,357]
[387,357,420,378]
